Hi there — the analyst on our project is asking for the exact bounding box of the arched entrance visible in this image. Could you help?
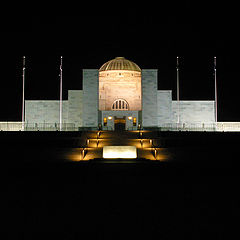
[114,116,126,131]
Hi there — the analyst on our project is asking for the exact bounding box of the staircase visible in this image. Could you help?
[75,130,170,161]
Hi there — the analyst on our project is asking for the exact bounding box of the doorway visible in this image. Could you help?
[114,117,126,131]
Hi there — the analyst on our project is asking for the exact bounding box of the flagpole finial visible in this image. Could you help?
[176,56,179,69]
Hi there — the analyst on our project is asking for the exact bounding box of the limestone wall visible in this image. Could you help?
[142,69,158,127]
[25,100,68,125]
[99,70,141,111]
[83,69,99,127]
[68,90,83,127]
[157,90,172,125]
[172,101,215,123]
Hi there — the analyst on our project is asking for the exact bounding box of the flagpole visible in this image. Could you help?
[22,56,25,131]
[214,56,217,123]
[176,56,180,125]
[60,56,63,131]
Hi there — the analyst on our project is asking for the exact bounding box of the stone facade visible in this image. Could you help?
[24,64,216,130]
[68,90,83,128]
[102,110,138,130]
[25,90,84,128]
[82,69,99,128]
[99,70,141,111]
[142,69,158,127]
[157,90,173,125]
[172,101,215,123]
[25,100,68,125]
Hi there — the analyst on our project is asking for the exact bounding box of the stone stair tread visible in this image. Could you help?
[76,130,166,161]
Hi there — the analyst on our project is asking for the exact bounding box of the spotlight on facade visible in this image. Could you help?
[128,116,133,120]
[108,116,112,120]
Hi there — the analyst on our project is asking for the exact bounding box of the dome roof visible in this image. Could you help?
[99,57,141,72]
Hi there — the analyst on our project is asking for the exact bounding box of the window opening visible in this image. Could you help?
[112,99,129,110]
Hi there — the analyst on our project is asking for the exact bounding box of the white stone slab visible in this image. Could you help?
[103,146,137,159]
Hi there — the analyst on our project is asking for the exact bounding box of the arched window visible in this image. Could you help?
[112,99,129,110]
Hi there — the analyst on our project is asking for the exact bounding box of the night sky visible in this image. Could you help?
[0,3,239,121]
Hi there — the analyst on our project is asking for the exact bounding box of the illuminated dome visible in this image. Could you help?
[99,57,141,72]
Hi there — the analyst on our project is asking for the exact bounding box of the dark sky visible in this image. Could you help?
[0,3,239,121]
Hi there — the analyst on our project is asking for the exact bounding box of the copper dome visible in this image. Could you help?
[99,57,141,72]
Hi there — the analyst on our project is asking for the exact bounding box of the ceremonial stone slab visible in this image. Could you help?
[103,146,137,159]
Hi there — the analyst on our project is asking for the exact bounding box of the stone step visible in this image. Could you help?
[82,148,147,161]
[86,139,152,148]
[68,147,170,161]
[81,130,162,140]
[76,138,165,149]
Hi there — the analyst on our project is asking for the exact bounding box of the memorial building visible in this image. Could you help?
[25,57,215,130]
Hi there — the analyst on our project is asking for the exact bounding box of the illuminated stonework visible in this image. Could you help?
[23,56,216,131]
[103,146,137,159]
[99,57,141,111]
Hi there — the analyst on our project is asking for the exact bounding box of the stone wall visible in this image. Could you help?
[25,100,68,125]
[142,69,158,127]
[157,90,172,125]
[99,70,141,111]
[68,90,83,127]
[24,67,216,130]
[172,101,215,123]
[82,69,99,127]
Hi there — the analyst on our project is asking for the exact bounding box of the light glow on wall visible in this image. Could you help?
[103,146,137,159]
[104,117,107,126]
[133,117,136,126]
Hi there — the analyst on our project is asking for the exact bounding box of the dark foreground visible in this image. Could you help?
[1,131,240,239]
